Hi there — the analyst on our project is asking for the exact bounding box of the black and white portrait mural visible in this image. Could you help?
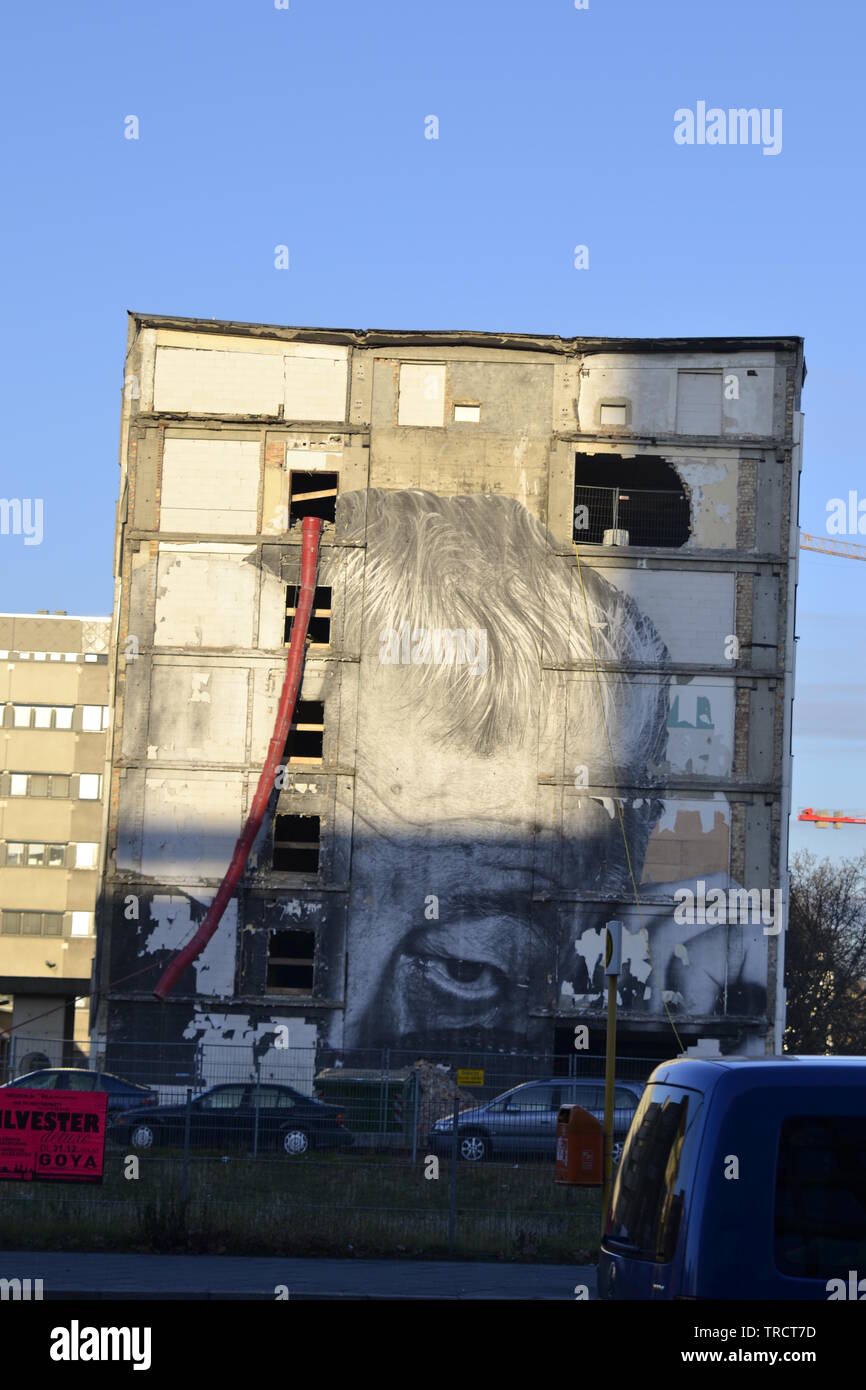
[334,488,768,1054]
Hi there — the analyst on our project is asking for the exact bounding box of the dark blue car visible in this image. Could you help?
[599,1055,866,1300]
[109,1081,353,1157]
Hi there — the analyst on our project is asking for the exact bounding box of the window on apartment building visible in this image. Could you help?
[13,651,80,663]
[288,471,338,526]
[266,928,315,993]
[74,842,99,869]
[5,842,66,867]
[284,701,324,764]
[81,705,109,732]
[285,585,331,646]
[398,362,446,427]
[272,814,320,873]
[77,774,102,800]
[2,911,63,936]
[599,403,628,426]
[573,453,690,548]
[70,912,93,937]
[454,403,481,423]
[11,705,74,730]
[8,772,71,798]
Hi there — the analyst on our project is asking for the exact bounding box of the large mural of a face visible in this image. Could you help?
[335,489,768,1053]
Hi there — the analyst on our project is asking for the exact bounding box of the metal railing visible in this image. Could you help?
[573,483,691,548]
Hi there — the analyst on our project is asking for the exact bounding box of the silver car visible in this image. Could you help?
[428,1077,645,1163]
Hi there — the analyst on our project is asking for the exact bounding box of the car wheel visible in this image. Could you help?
[281,1128,310,1157]
[130,1123,158,1150]
[459,1132,489,1162]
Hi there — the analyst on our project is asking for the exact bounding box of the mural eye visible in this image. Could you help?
[445,958,484,983]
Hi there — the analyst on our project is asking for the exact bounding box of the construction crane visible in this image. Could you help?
[799,532,866,561]
[798,808,866,828]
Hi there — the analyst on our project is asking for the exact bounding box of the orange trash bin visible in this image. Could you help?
[554,1103,603,1186]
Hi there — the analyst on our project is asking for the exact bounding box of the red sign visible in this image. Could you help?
[0,1089,108,1183]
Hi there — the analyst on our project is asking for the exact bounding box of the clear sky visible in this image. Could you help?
[0,0,863,860]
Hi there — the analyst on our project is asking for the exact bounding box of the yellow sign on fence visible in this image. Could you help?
[457,1068,485,1087]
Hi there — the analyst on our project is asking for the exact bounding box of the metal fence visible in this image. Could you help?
[0,1038,661,1261]
[574,483,691,548]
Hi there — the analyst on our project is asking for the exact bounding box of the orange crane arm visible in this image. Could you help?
[798,807,866,826]
[799,532,866,561]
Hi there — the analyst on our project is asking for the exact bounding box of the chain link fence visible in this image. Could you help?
[0,1037,660,1261]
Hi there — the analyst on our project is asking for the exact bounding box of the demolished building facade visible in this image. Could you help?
[94,313,804,1080]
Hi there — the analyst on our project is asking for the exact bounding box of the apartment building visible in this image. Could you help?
[0,612,110,1072]
[96,313,804,1078]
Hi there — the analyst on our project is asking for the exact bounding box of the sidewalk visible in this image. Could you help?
[0,1250,596,1300]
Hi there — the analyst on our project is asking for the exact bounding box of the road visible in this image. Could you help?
[0,1250,597,1300]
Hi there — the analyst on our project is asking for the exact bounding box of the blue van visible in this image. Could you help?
[599,1056,866,1300]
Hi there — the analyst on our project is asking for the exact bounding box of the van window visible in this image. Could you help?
[605,1084,702,1262]
[775,1115,866,1279]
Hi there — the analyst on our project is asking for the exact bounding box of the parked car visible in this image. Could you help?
[428,1077,645,1163]
[599,1055,866,1300]
[108,1081,353,1157]
[1,1068,157,1118]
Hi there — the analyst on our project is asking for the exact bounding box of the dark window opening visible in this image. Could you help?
[285,585,331,645]
[272,814,320,873]
[775,1115,866,1280]
[283,701,324,763]
[289,471,338,526]
[267,928,315,993]
[573,453,690,548]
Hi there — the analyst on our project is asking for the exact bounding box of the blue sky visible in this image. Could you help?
[0,0,863,860]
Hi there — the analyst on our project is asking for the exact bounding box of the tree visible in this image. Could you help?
[784,850,866,1053]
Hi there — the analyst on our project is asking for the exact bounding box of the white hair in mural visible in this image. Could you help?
[339,488,671,769]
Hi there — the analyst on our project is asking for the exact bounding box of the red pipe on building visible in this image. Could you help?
[153,514,324,1000]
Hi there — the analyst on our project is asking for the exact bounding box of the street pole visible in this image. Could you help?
[601,920,622,1240]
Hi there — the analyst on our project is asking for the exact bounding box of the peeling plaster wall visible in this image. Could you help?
[101,317,802,1069]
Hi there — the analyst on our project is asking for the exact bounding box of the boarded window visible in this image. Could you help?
[267,929,315,993]
[272,814,320,873]
[398,363,446,427]
[284,701,324,763]
[676,371,722,434]
[285,585,331,645]
[599,403,627,426]
[289,471,338,526]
